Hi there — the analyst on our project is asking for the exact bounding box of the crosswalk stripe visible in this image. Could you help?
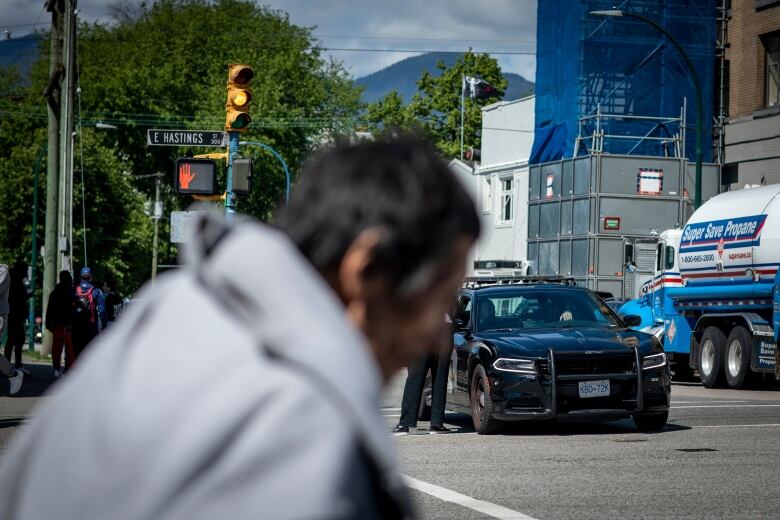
[403,475,540,520]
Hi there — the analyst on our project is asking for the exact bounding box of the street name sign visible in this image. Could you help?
[147,129,227,147]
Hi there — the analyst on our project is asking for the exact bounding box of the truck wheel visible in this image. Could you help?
[633,411,668,432]
[725,326,754,389]
[470,365,502,435]
[699,327,726,388]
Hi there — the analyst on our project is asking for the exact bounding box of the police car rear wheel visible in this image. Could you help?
[725,326,754,389]
[699,327,726,388]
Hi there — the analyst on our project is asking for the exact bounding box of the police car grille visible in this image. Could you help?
[554,352,636,376]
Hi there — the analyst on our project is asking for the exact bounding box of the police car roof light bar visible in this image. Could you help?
[462,275,576,289]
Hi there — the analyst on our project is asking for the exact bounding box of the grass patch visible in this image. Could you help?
[22,350,51,363]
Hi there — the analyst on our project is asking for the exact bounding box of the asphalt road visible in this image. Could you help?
[383,374,780,520]
[3,363,780,519]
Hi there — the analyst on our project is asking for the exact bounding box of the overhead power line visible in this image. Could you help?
[314,34,535,44]
[318,47,535,55]
[0,21,49,29]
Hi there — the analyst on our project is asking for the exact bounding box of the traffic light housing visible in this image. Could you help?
[174,158,217,194]
[231,157,253,195]
[225,64,254,131]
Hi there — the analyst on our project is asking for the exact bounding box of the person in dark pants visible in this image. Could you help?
[46,270,77,377]
[72,266,106,359]
[393,348,452,435]
[101,277,124,328]
[4,262,31,373]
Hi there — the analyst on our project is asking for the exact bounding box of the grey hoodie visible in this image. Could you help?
[0,214,413,520]
[0,264,10,316]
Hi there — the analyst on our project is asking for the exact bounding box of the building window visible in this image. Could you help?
[764,31,780,107]
[499,177,513,223]
[482,176,492,214]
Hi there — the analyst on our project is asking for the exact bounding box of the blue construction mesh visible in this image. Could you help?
[530,0,716,164]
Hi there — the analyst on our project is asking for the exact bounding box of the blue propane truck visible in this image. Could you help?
[619,184,780,389]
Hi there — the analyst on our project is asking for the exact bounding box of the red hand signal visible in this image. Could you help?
[179,163,195,189]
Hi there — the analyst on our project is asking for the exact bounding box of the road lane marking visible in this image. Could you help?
[403,475,539,520]
[692,423,780,428]
[671,400,748,404]
[671,404,780,409]
[382,414,401,417]
[381,407,401,411]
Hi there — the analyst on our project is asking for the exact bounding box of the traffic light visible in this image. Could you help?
[175,158,217,194]
[231,157,253,195]
[225,64,254,131]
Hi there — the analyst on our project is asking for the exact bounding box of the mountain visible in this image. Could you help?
[0,33,43,84]
[355,52,534,105]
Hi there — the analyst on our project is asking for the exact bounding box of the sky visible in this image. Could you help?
[1,0,537,80]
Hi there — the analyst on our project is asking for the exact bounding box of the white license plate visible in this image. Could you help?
[578,379,610,398]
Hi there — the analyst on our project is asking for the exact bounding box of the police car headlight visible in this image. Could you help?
[493,358,537,374]
[642,352,667,371]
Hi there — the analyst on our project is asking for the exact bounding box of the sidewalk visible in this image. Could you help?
[0,355,57,452]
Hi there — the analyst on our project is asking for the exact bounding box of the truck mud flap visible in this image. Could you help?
[751,335,776,373]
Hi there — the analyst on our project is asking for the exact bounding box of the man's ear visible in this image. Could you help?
[337,228,385,305]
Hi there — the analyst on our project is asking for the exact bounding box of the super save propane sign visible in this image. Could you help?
[680,214,767,248]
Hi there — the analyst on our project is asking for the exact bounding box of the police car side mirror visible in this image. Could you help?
[622,314,642,327]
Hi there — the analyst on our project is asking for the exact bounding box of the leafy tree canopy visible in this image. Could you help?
[0,0,363,296]
[366,51,507,157]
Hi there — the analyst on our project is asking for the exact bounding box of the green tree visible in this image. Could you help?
[0,0,364,295]
[77,0,363,221]
[367,51,507,157]
[366,90,423,139]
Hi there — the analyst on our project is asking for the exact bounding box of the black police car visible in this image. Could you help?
[448,277,671,434]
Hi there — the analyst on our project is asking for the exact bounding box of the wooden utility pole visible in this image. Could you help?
[43,0,64,347]
[58,0,77,273]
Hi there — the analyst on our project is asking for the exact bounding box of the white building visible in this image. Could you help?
[451,95,535,275]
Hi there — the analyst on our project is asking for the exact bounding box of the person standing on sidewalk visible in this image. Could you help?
[0,137,480,519]
[0,263,23,395]
[5,262,31,374]
[46,270,77,377]
[101,277,124,328]
[72,266,106,358]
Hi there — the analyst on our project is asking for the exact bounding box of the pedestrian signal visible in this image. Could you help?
[175,158,217,195]
[231,157,253,195]
[225,64,254,131]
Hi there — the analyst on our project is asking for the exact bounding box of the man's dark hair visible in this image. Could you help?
[59,270,73,285]
[274,137,480,295]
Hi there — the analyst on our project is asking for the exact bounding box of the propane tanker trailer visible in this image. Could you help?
[619,184,780,389]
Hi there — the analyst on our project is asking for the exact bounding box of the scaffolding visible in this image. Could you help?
[574,102,686,157]
[531,0,717,164]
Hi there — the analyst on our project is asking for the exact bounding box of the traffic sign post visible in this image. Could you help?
[225,131,239,222]
[147,129,227,147]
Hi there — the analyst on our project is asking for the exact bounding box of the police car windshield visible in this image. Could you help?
[475,290,622,332]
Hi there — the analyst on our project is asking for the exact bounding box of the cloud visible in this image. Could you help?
[1,0,537,79]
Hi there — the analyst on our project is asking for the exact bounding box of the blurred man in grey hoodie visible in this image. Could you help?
[0,263,24,395]
[0,138,480,519]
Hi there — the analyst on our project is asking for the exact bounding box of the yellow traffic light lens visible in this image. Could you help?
[233,91,248,107]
